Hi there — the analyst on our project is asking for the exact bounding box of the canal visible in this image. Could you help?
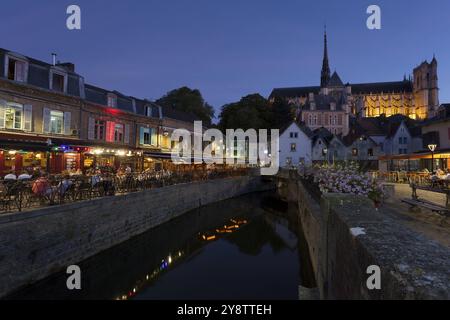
[6,192,316,300]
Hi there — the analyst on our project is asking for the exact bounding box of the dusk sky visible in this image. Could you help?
[2,0,449,121]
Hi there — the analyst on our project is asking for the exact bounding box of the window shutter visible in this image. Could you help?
[43,108,51,133]
[151,128,157,145]
[88,117,95,140]
[139,127,145,145]
[124,124,130,144]
[3,57,8,78]
[64,112,72,135]
[106,121,115,142]
[23,104,33,131]
[0,100,6,129]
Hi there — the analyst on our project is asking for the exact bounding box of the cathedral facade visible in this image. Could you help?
[270,31,439,134]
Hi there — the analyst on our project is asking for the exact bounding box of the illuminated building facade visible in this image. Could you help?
[270,31,440,125]
[0,48,199,175]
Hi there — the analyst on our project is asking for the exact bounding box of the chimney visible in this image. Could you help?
[51,53,57,66]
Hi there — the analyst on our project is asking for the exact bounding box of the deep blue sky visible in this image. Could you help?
[1,0,449,121]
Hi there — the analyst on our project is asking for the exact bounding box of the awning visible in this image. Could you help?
[379,150,450,161]
[0,133,51,151]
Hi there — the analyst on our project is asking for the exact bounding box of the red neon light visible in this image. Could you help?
[106,108,121,116]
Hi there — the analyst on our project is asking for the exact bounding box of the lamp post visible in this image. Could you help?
[428,144,437,173]
[323,148,328,165]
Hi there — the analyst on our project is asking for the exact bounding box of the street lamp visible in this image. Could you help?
[323,148,328,164]
[428,144,437,173]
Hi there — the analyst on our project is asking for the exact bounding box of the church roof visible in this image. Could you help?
[270,86,320,99]
[327,71,344,87]
[350,80,413,94]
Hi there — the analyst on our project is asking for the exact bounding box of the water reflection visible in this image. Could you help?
[6,192,315,300]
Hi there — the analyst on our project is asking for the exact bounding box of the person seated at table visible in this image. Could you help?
[90,170,102,187]
[18,170,32,181]
[436,168,446,179]
[4,171,17,181]
[58,175,73,196]
[32,173,52,197]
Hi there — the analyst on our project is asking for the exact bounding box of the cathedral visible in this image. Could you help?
[270,31,439,135]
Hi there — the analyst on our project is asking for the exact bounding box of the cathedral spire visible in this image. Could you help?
[321,26,331,88]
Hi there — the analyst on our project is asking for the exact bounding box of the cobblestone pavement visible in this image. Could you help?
[381,183,450,247]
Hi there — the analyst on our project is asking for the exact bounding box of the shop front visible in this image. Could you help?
[0,133,51,176]
[86,147,143,173]
[379,149,450,172]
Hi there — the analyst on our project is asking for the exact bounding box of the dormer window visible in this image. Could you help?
[107,94,118,108]
[145,105,152,117]
[5,55,28,82]
[50,69,68,93]
[144,105,160,117]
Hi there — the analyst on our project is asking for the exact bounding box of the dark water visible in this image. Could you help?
[7,192,315,300]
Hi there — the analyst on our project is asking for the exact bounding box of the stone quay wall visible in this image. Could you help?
[0,176,275,298]
[295,179,450,300]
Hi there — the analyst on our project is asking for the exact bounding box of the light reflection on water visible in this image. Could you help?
[7,192,315,300]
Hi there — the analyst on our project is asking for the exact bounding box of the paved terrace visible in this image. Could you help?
[383,183,450,247]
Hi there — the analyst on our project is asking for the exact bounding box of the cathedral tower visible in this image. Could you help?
[320,29,331,88]
[413,57,439,119]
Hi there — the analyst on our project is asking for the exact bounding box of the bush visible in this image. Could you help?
[311,162,385,204]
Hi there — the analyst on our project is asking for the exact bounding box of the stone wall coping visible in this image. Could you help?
[0,177,243,225]
[323,194,450,299]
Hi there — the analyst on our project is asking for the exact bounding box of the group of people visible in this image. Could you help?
[1,169,74,199]
[431,168,450,182]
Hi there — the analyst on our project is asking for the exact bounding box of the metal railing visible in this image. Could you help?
[0,168,250,214]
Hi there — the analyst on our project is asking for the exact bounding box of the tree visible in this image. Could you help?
[218,94,294,131]
[219,94,272,131]
[156,87,214,126]
[271,96,295,129]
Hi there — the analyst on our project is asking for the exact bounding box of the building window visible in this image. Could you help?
[49,110,64,134]
[94,120,106,140]
[290,132,293,138]
[145,105,152,117]
[7,57,27,82]
[352,148,358,156]
[368,148,374,157]
[4,103,23,130]
[290,143,296,152]
[114,123,124,142]
[50,71,66,93]
[107,94,118,108]
[143,131,151,145]
[295,132,298,138]
[140,127,155,145]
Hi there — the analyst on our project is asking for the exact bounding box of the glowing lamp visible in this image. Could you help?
[428,144,437,152]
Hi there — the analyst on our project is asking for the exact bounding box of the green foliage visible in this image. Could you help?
[218,94,294,131]
[156,87,214,126]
